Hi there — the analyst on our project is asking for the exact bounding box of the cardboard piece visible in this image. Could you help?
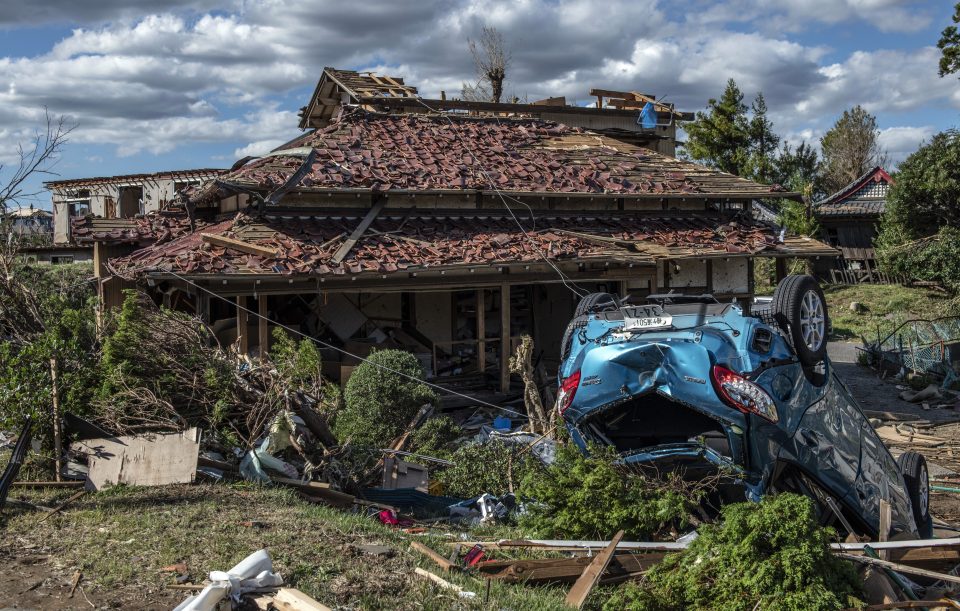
[73,428,200,490]
[382,457,429,492]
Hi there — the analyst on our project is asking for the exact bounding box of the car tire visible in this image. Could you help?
[772,274,828,366]
[560,315,589,361]
[574,292,621,317]
[898,451,933,538]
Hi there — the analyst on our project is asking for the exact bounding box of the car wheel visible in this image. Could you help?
[898,451,933,538]
[772,274,828,366]
[574,292,621,317]
[560,315,589,361]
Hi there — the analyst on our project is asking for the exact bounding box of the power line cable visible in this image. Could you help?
[411,97,590,299]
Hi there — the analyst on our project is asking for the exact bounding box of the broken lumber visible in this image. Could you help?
[461,536,960,554]
[565,530,624,609]
[410,541,457,572]
[838,551,960,585]
[413,567,475,599]
[201,233,278,258]
[273,587,333,611]
[12,480,84,488]
[476,552,663,584]
[36,490,86,525]
[72,428,200,490]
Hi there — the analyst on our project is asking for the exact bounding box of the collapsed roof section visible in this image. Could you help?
[196,108,797,205]
[103,211,836,280]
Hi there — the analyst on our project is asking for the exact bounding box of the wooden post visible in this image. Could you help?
[49,357,62,482]
[476,289,486,374]
[775,258,788,282]
[236,296,249,355]
[879,499,892,561]
[500,285,510,393]
[258,295,269,357]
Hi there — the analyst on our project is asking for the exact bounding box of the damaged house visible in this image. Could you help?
[68,68,836,393]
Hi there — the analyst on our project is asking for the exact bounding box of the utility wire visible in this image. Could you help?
[166,271,545,424]
[412,97,590,299]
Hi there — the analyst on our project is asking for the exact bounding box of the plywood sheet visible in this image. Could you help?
[73,428,200,490]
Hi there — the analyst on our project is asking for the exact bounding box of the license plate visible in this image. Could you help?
[623,305,673,331]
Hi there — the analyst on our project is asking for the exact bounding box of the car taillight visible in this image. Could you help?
[556,371,581,416]
[710,365,778,423]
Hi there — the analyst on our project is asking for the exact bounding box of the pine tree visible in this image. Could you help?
[746,93,780,183]
[682,79,750,176]
[938,3,960,78]
[819,105,887,195]
[776,141,819,194]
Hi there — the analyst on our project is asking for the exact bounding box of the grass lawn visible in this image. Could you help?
[1,483,578,610]
[823,283,958,343]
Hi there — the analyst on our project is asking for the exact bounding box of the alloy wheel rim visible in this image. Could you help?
[799,290,825,351]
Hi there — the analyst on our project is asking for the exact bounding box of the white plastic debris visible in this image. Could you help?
[173,548,283,611]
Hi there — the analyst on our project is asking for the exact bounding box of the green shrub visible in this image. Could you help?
[335,349,436,447]
[437,439,536,498]
[879,226,960,292]
[518,443,696,540]
[409,415,462,459]
[605,493,862,611]
[270,327,322,390]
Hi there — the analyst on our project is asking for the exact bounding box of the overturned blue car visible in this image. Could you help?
[557,274,931,539]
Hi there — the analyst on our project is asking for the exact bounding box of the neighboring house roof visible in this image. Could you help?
[103,210,837,280]
[44,168,228,190]
[8,208,52,218]
[201,108,794,202]
[814,166,892,218]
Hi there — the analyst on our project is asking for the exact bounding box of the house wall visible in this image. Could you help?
[712,258,749,294]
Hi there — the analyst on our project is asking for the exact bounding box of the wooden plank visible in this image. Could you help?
[202,233,277,258]
[879,499,892,561]
[500,285,510,393]
[478,552,663,584]
[72,428,200,490]
[837,551,960,585]
[12,480,84,488]
[258,295,269,356]
[273,587,333,611]
[331,198,386,264]
[410,541,457,572]
[36,490,87,525]
[414,567,475,599]
[565,530,624,609]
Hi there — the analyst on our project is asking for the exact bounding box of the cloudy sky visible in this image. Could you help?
[1,0,958,208]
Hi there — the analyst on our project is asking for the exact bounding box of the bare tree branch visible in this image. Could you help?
[468,25,511,103]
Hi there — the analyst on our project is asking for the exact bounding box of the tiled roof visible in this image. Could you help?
[106,211,834,279]
[814,166,891,218]
[45,168,227,189]
[71,213,204,245]
[816,199,886,217]
[206,109,789,201]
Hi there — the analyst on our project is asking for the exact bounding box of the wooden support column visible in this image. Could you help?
[745,258,755,315]
[476,289,486,374]
[236,296,249,355]
[500,285,510,393]
[705,260,714,294]
[258,295,269,357]
[775,258,788,282]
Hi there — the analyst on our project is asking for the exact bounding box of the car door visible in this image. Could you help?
[790,372,863,501]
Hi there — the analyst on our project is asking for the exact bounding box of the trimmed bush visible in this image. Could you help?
[335,349,436,447]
